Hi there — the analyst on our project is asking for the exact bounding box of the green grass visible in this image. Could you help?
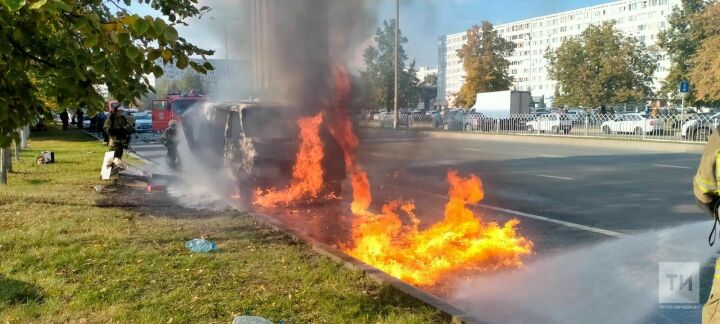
[0,127,443,323]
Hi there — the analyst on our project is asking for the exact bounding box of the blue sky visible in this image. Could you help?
[129,1,612,68]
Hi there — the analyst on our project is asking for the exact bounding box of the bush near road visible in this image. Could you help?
[0,127,442,323]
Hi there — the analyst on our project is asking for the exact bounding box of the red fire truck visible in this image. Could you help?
[151,94,207,132]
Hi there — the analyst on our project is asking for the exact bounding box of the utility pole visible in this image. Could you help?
[393,0,399,129]
[210,17,231,78]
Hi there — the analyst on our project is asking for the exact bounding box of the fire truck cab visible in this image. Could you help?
[151,94,207,132]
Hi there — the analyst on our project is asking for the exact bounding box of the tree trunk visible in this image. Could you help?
[3,146,11,173]
[14,137,20,161]
[0,147,8,185]
[21,125,30,149]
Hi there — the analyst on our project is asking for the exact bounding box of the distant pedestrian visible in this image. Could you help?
[59,110,69,130]
[103,105,132,160]
[75,109,84,129]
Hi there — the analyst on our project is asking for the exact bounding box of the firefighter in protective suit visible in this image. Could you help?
[694,129,720,323]
[161,120,180,170]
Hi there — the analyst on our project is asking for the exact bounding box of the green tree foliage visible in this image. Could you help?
[657,0,709,103]
[0,0,214,146]
[154,72,209,99]
[546,22,658,108]
[687,2,720,102]
[360,19,420,110]
[421,73,437,87]
[455,21,515,108]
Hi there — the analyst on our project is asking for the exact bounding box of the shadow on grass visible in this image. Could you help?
[0,276,44,306]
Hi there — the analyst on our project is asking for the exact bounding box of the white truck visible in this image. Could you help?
[470,90,532,118]
[470,90,532,130]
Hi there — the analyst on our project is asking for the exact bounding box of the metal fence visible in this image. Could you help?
[359,113,720,144]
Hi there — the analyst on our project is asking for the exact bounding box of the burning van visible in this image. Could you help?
[197,102,346,202]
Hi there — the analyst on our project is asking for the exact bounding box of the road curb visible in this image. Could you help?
[247,211,481,324]
[361,127,705,153]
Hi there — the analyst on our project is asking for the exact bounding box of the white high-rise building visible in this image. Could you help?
[437,0,681,106]
[416,66,438,83]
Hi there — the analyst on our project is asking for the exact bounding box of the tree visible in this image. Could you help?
[546,22,658,108]
[657,0,709,104]
[176,72,209,94]
[360,19,420,110]
[421,73,437,87]
[0,0,213,149]
[687,2,720,102]
[455,21,515,108]
[0,0,214,184]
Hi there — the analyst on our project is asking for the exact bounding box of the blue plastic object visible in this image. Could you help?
[185,238,219,253]
[232,316,273,324]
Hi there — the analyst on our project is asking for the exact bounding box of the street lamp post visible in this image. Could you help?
[210,16,230,77]
[393,0,399,129]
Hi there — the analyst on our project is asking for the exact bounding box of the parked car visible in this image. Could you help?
[600,113,665,135]
[133,112,153,133]
[440,109,466,130]
[564,111,586,125]
[526,113,572,134]
[82,116,91,129]
[464,112,495,131]
[682,113,720,141]
[373,112,391,120]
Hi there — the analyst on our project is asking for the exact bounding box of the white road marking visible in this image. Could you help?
[654,164,693,170]
[536,174,574,181]
[371,152,394,158]
[539,154,565,158]
[462,147,483,152]
[384,184,627,238]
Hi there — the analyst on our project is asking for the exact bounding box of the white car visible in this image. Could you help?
[132,112,153,133]
[526,113,573,134]
[681,113,720,141]
[373,112,391,120]
[601,113,665,135]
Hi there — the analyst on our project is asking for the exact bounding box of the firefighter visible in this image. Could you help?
[161,119,180,169]
[103,105,132,160]
[694,128,720,323]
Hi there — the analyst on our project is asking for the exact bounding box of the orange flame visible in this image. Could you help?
[344,171,533,286]
[254,113,325,207]
[323,66,372,215]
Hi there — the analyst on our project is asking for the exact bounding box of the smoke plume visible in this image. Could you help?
[453,221,717,324]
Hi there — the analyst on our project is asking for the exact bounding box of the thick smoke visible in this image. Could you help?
[166,0,379,208]
[185,0,378,106]
[253,0,377,114]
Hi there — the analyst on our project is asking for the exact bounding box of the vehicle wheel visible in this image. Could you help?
[696,127,711,142]
[443,123,449,131]
[634,127,643,136]
[602,126,611,134]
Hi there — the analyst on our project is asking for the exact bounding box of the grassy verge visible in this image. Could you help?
[0,127,443,323]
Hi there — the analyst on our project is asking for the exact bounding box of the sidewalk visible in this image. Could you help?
[0,127,443,323]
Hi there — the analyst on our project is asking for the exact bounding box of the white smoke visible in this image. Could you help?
[453,221,718,324]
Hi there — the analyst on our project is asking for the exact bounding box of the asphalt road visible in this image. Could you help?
[132,130,712,323]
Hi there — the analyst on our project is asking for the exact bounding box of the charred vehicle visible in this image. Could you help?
[195,102,346,197]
